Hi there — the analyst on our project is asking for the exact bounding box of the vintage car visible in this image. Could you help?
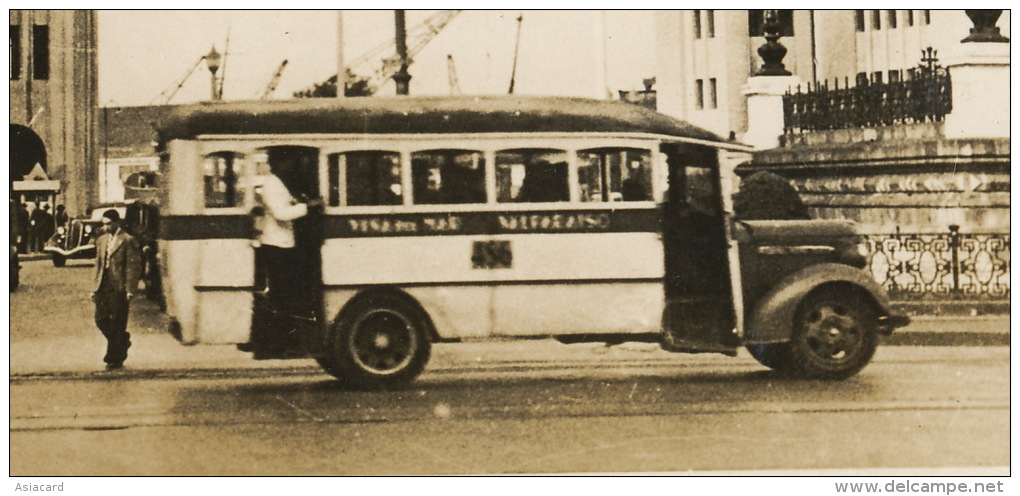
[43,201,164,305]
[43,204,124,267]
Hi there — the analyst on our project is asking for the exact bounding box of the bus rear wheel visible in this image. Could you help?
[322,294,431,389]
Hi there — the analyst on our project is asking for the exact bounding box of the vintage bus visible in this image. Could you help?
[156,96,909,388]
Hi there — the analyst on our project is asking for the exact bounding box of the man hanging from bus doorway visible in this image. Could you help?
[248,152,323,359]
[92,210,142,371]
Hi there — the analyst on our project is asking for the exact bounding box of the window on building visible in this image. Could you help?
[871,71,883,84]
[706,10,715,38]
[10,25,20,80]
[329,151,403,206]
[906,10,914,26]
[577,148,653,202]
[923,10,931,25]
[203,152,245,208]
[887,10,897,29]
[748,10,794,37]
[496,149,569,203]
[855,10,865,32]
[695,79,705,110]
[693,10,702,39]
[855,72,869,86]
[888,70,901,83]
[32,24,48,80]
[709,78,718,109]
[411,149,486,205]
[871,10,881,30]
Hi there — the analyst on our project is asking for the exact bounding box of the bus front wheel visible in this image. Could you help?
[747,287,879,380]
[322,294,431,389]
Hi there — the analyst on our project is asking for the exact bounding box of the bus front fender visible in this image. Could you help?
[744,263,898,345]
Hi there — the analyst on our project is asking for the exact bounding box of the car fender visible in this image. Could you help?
[744,263,895,344]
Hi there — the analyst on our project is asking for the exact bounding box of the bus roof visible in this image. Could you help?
[157,96,727,144]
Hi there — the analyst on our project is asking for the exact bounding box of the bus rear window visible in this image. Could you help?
[496,149,569,203]
[577,148,652,202]
[330,151,402,206]
[411,150,486,205]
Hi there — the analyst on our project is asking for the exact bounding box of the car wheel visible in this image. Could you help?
[745,342,793,373]
[786,287,879,380]
[10,265,19,291]
[322,293,431,389]
[52,255,66,267]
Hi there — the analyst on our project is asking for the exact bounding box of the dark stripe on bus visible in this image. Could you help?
[159,215,254,240]
[161,209,662,240]
[193,277,664,292]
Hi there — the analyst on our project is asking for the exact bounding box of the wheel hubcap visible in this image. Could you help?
[803,302,861,362]
[350,310,415,374]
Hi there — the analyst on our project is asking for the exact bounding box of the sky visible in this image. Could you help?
[97,10,658,107]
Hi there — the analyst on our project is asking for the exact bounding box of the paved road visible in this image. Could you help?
[10,346,1010,475]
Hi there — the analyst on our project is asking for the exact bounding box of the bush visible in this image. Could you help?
[733,171,810,220]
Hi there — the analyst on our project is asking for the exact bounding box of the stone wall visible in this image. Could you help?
[739,126,1009,234]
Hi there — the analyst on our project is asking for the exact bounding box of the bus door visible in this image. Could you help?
[250,146,323,356]
[659,143,740,353]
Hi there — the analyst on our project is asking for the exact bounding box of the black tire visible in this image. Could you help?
[745,342,793,373]
[322,293,431,389]
[51,255,66,267]
[10,265,19,291]
[786,287,879,380]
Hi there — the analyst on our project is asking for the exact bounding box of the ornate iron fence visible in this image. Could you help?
[784,48,952,134]
[863,227,1010,300]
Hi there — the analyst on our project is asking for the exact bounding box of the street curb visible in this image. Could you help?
[883,332,1010,347]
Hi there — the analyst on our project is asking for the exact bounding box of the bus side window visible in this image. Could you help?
[496,149,569,203]
[203,151,245,208]
[333,151,402,206]
[577,148,652,202]
[411,150,486,205]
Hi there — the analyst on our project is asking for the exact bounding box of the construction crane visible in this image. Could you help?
[150,55,206,105]
[508,14,523,94]
[259,60,289,99]
[315,10,461,96]
[446,54,462,95]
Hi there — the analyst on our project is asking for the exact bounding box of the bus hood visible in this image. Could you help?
[739,219,858,245]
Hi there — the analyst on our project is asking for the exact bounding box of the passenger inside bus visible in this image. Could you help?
[515,161,569,203]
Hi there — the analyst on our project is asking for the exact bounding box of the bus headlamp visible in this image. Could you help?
[856,241,871,258]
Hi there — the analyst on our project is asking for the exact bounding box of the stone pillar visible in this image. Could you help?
[741,10,800,150]
[742,75,800,150]
[942,14,1010,139]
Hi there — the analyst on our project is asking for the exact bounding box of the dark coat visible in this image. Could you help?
[94,228,142,294]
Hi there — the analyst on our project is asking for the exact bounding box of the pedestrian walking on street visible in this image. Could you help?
[92,210,142,370]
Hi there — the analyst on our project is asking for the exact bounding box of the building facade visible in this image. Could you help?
[656,10,1011,304]
[10,10,99,217]
[655,10,1011,139]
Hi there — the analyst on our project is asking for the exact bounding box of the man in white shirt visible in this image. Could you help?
[249,168,322,358]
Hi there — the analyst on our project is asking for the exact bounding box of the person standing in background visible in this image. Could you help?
[54,204,69,229]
